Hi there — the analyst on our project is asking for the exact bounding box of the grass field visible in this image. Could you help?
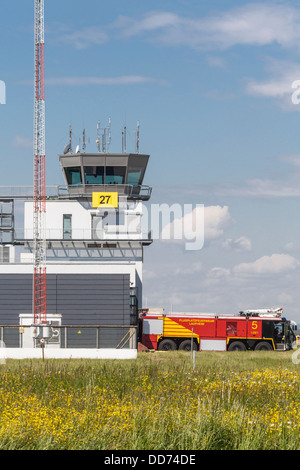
[0,350,300,450]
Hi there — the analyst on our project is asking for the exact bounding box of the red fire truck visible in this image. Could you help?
[139,308,296,351]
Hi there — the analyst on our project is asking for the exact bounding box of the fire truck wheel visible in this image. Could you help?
[228,341,247,351]
[254,341,273,351]
[178,339,197,351]
[158,339,177,351]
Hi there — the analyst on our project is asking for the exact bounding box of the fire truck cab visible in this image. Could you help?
[139,308,296,352]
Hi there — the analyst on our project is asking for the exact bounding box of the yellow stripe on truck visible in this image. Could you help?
[162,317,199,338]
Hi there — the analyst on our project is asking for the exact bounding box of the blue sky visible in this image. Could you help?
[2,1,300,321]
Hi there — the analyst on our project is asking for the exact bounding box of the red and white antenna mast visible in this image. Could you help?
[33,0,47,325]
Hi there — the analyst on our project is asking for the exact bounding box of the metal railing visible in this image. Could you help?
[63,184,152,200]
[0,325,138,350]
[0,185,152,200]
[0,186,62,199]
[13,228,153,242]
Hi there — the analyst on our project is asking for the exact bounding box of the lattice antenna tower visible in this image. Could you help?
[33,0,47,325]
[96,118,111,153]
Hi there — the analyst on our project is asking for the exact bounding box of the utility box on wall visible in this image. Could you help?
[19,313,62,348]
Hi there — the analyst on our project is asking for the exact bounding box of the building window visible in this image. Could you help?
[63,215,72,240]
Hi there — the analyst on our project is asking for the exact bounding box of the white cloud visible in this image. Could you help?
[46,76,160,86]
[247,75,292,99]
[219,176,300,198]
[206,56,227,68]
[205,267,231,288]
[204,205,232,240]
[13,135,32,148]
[56,4,300,51]
[115,4,300,50]
[159,205,231,249]
[280,154,300,168]
[174,262,203,276]
[112,11,180,38]
[245,59,300,110]
[159,204,204,251]
[207,267,231,279]
[284,242,298,253]
[222,236,252,252]
[192,3,298,50]
[277,292,293,305]
[57,26,108,49]
[234,253,299,275]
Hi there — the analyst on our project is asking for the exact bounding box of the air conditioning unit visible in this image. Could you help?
[47,320,61,346]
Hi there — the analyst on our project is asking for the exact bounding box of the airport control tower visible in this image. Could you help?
[0,121,153,351]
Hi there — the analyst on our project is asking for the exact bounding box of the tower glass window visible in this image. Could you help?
[64,167,82,186]
[105,167,126,184]
[84,166,104,185]
[127,168,142,186]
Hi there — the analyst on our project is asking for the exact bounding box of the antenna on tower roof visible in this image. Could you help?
[122,125,127,153]
[96,118,112,153]
[108,117,111,151]
[63,124,73,154]
[82,128,86,153]
[69,124,73,152]
[136,120,140,153]
[96,121,101,152]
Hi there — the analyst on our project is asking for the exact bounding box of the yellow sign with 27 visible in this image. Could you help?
[92,192,118,208]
